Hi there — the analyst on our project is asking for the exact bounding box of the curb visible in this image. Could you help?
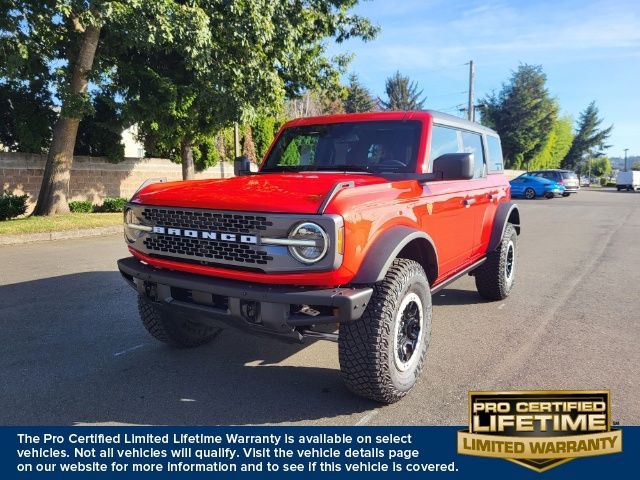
[0,225,122,246]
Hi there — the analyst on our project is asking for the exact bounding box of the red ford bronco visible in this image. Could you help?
[118,111,520,403]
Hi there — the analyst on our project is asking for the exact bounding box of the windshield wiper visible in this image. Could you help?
[309,165,372,173]
[260,165,307,173]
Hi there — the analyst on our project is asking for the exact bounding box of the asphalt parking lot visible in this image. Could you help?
[1,189,639,426]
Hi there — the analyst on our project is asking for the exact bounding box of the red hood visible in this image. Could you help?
[131,173,387,214]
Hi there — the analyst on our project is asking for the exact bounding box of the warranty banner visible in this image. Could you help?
[457,390,622,472]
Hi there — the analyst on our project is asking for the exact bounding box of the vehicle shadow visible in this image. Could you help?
[0,272,377,426]
[432,288,486,306]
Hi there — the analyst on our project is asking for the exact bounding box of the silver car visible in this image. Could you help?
[528,169,580,196]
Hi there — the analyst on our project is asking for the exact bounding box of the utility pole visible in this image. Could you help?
[624,148,629,171]
[467,60,475,122]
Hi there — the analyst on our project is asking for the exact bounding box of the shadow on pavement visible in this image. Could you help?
[432,288,485,306]
[0,272,376,426]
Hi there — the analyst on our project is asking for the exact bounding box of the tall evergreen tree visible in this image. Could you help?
[380,71,425,111]
[481,64,558,168]
[344,74,376,113]
[561,102,613,170]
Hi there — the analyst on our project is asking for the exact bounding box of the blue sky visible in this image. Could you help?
[327,0,640,157]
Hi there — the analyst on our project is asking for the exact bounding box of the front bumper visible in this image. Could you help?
[118,257,372,343]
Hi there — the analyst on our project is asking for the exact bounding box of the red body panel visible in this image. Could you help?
[129,111,511,288]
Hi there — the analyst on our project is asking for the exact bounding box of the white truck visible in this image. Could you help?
[616,171,640,191]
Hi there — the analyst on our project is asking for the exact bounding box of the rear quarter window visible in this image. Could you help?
[486,135,504,173]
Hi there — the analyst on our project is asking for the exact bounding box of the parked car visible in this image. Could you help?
[118,110,521,403]
[528,169,579,196]
[616,171,640,191]
[510,174,565,199]
[579,176,590,187]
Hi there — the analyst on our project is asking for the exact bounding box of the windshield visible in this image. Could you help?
[261,121,422,174]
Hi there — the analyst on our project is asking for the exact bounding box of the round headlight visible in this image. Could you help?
[124,208,145,243]
[288,222,329,264]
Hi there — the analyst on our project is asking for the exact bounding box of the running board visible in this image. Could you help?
[431,258,486,294]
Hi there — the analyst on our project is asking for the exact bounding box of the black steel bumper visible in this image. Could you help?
[117,257,372,342]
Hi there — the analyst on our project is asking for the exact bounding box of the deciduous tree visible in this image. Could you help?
[111,0,376,180]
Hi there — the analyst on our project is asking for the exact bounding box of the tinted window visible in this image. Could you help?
[262,121,422,173]
[429,125,461,163]
[486,135,504,172]
[461,131,486,178]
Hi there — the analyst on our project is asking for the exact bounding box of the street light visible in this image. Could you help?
[624,148,629,172]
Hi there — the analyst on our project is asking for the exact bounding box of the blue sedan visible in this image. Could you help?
[509,175,566,199]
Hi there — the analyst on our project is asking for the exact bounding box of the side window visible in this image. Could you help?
[429,125,461,164]
[461,131,486,178]
[486,135,504,173]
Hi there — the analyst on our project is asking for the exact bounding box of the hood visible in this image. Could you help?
[131,172,388,214]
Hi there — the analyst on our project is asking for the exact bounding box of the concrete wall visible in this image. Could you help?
[1,152,233,213]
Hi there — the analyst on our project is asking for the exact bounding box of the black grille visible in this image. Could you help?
[141,208,272,233]
[143,234,273,265]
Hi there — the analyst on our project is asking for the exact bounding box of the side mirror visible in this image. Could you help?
[432,153,474,180]
[234,156,251,176]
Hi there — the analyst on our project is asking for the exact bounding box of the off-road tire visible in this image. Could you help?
[339,259,431,403]
[138,295,221,348]
[474,223,517,300]
[524,188,536,199]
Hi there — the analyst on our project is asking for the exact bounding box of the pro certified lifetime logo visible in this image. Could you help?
[457,390,622,472]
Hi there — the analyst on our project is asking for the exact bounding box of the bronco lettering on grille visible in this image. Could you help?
[151,226,257,244]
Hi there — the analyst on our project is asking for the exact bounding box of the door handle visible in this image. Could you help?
[463,198,475,207]
[488,193,498,201]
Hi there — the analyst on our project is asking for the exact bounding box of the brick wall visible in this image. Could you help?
[1,153,234,213]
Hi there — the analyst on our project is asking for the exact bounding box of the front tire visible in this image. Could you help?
[138,295,221,348]
[474,223,517,300]
[524,188,536,200]
[339,259,431,403]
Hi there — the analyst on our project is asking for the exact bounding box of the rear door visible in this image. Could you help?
[460,130,493,258]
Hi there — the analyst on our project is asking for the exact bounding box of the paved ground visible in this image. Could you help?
[1,189,639,426]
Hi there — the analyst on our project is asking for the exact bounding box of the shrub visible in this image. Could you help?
[69,200,93,213]
[0,192,28,221]
[94,197,127,213]
[600,177,608,187]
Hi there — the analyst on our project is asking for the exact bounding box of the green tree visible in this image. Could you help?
[380,71,425,111]
[632,161,640,171]
[590,156,611,178]
[0,80,55,153]
[344,73,376,113]
[528,116,574,170]
[1,1,196,214]
[112,0,376,180]
[561,102,613,170]
[481,65,559,168]
[75,94,125,162]
[1,1,121,214]
[252,115,277,160]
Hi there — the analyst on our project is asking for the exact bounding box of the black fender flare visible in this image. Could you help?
[488,202,521,252]
[351,226,437,284]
